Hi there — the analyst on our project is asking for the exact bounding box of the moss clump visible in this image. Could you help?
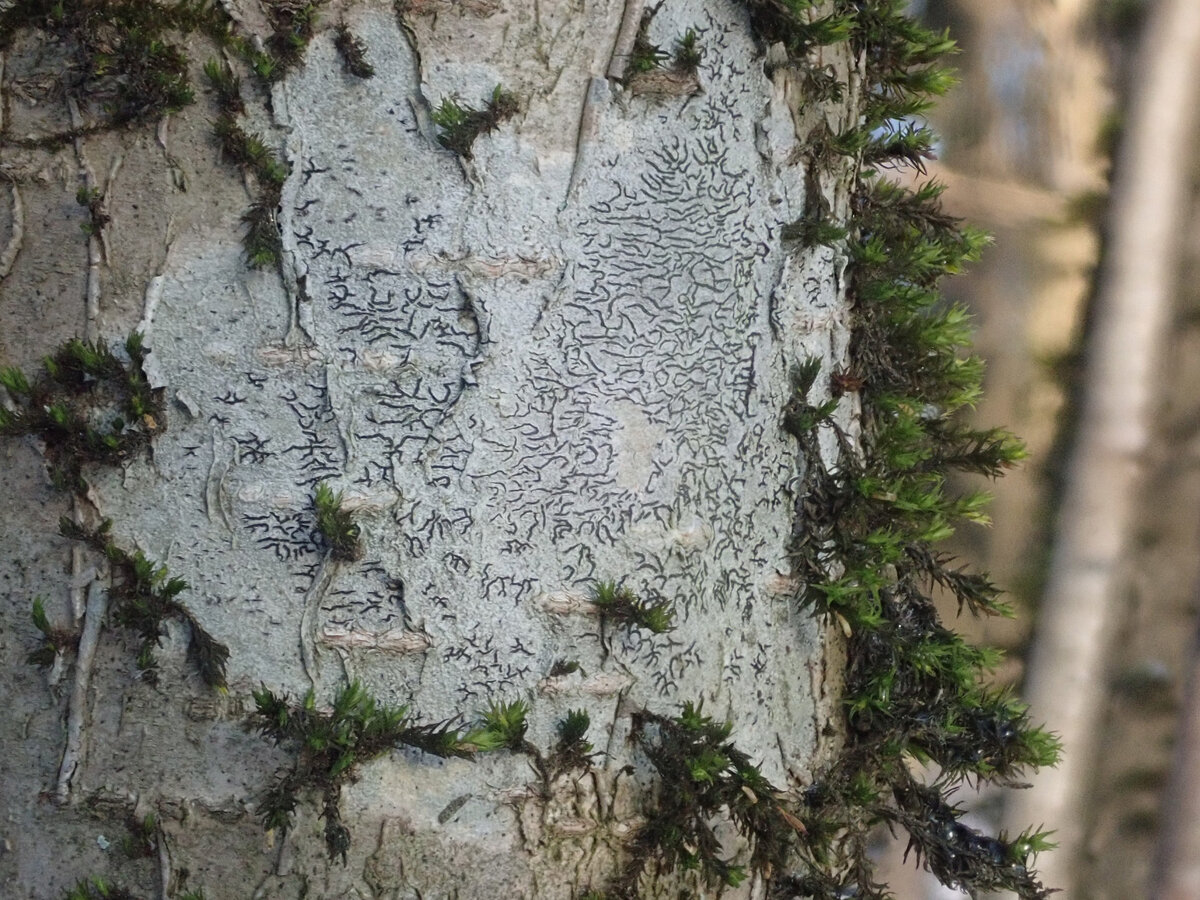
[733,2,1061,898]
[589,580,675,635]
[27,597,78,668]
[203,59,290,268]
[432,85,519,159]
[260,0,323,81]
[60,517,229,689]
[627,11,670,75]
[673,29,703,73]
[464,698,532,752]
[313,482,363,562]
[0,333,164,492]
[623,10,703,84]
[608,702,799,897]
[549,708,596,776]
[251,681,479,863]
[0,0,229,146]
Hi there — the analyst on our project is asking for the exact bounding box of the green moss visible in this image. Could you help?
[59,517,229,689]
[432,86,519,159]
[589,581,675,635]
[732,2,1061,898]
[251,681,478,863]
[313,482,363,562]
[607,702,796,897]
[0,0,227,146]
[624,10,702,81]
[0,333,164,492]
[551,709,596,775]
[627,11,669,76]
[464,698,531,752]
[673,30,702,73]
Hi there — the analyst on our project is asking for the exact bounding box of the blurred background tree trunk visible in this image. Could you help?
[886,1,1200,897]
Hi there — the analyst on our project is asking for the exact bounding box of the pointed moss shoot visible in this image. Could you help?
[589,580,676,648]
[27,597,78,668]
[0,333,164,492]
[334,23,374,78]
[628,13,669,75]
[464,698,532,753]
[313,482,363,562]
[251,680,474,862]
[432,85,519,159]
[673,29,702,73]
[782,356,840,438]
[59,517,228,689]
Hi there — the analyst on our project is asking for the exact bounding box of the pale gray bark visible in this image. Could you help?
[0,2,857,897]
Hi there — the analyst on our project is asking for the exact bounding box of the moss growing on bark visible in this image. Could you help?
[251,681,499,863]
[734,1,1061,897]
[0,333,164,492]
[432,85,520,158]
[60,517,229,690]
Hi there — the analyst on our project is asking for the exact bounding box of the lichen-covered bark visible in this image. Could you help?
[0,2,855,897]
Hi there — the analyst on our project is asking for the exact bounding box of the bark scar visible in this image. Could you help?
[0,183,24,279]
[56,578,107,804]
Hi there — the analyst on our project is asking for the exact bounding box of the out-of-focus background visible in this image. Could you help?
[877,1,1200,896]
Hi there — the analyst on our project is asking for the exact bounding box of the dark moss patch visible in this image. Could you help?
[0,333,164,492]
[606,702,798,897]
[60,517,229,689]
[250,681,480,863]
[334,23,374,78]
[432,85,519,159]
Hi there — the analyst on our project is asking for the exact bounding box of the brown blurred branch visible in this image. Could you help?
[1003,0,1200,892]
[1153,609,1200,898]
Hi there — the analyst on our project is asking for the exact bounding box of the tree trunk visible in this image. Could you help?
[0,2,856,897]
[1002,0,1200,891]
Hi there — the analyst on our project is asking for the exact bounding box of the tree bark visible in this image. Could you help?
[0,2,857,897]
